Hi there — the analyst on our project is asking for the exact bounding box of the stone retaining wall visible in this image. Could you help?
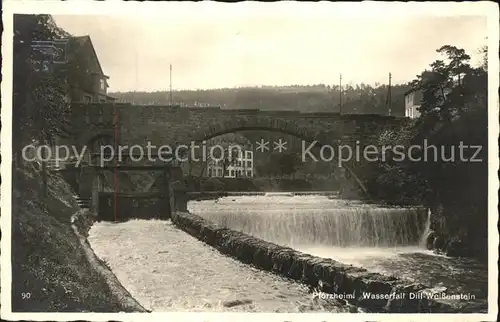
[172,211,456,313]
[71,209,150,312]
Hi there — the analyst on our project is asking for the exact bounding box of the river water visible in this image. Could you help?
[88,219,351,312]
[188,194,488,312]
[88,194,488,312]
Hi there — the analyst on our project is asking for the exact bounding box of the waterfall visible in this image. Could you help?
[419,208,432,248]
[190,196,429,248]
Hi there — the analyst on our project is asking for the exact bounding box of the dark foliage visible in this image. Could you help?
[13,15,73,154]
[365,44,488,258]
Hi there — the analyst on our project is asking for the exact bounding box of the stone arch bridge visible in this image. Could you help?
[64,103,403,214]
[71,103,402,152]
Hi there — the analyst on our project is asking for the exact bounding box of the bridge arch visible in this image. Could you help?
[77,132,115,165]
[182,116,343,145]
[87,133,115,149]
[78,128,116,148]
[163,120,369,197]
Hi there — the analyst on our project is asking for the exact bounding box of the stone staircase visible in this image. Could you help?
[42,158,91,208]
[73,194,91,209]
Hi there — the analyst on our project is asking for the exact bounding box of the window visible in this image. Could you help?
[246,151,253,159]
[100,79,106,91]
[246,170,252,177]
[83,95,92,103]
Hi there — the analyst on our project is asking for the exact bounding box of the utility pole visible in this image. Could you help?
[388,72,392,116]
[135,51,138,90]
[339,73,343,114]
[169,64,173,105]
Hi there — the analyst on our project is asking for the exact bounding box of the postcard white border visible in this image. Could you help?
[1,1,498,321]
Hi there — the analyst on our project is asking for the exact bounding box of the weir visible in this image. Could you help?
[188,195,429,248]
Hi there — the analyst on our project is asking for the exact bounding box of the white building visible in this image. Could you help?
[404,89,422,119]
[206,158,225,178]
[206,150,254,178]
[405,79,459,119]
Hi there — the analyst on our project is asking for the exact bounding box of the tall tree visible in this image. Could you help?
[409,45,485,134]
[13,15,72,160]
[13,15,73,196]
[369,44,488,205]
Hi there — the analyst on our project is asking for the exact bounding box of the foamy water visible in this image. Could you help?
[189,195,428,247]
[88,219,350,312]
[189,195,488,311]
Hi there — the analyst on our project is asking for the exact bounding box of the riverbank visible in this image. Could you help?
[10,166,145,312]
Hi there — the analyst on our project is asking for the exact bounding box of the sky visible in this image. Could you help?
[52,4,488,92]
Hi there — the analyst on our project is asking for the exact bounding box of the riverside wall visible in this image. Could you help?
[171,211,458,313]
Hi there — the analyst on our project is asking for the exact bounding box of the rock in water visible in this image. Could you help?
[223,299,253,308]
[433,236,445,250]
[445,240,463,257]
[425,231,435,250]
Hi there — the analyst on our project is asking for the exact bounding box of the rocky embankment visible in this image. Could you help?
[424,204,488,260]
[423,110,488,260]
[172,211,461,313]
[11,166,147,312]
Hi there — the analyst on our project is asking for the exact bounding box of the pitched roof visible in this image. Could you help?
[70,35,108,79]
[404,87,420,96]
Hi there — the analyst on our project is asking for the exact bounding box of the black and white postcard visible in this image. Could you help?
[1,1,498,321]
